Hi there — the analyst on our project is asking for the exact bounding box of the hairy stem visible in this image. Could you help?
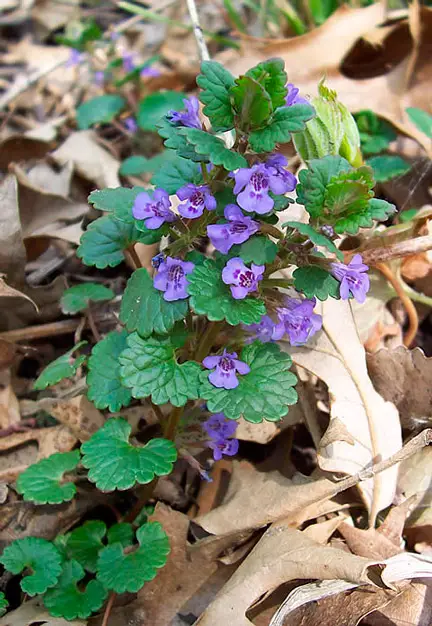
[164,405,184,441]
[126,245,143,269]
[194,320,224,363]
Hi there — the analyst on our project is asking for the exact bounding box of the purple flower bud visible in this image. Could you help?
[330,254,370,304]
[277,297,322,346]
[124,117,138,133]
[203,349,250,390]
[207,437,239,461]
[140,66,161,78]
[233,161,294,215]
[167,96,201,129]
[67,49,83,68]
[207,204,259,254]
[151,253,165,268]
[133,189,175,230]
[122,52,135,73]
[320,224,335,238]
[244,315,285,344]
[222,258,264,300]
[153,256,195,301]
[94,71,105,86]
[265,154,297,195]
[203,413,237,440]
[177,184,216,219]
[285,83,309,107]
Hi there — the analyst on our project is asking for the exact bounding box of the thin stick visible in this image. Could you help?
[358,235,432,265]
[87,305,102,343]
[101,592,116,626]
[0,60,65,109]
[0,313,116,343]
[185,0,210,61]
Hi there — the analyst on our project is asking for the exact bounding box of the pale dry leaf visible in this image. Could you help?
[0,176,26,285]
[365,580,432,626]
[285,298,402,523]
[26,161,73,197]
[367,346,432,429]
[51,131,121,189]
[236,403,303,444]
[337,522,401,559]
[39,395,104,442]
[0,370,20,429]
[0,275,38,310]
[31,0,80,36]
[350,272,398,346]
[0,597,86,626]
[303,516,346,544]
[195,522,385,626]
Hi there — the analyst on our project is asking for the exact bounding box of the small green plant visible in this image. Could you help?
[1,58,395,620]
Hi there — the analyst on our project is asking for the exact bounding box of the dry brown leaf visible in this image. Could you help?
[0,371,20,430]
[0,136,52,169]
[39,395,105,442]
[303,516,345,544]
[338,522,401,559]
[365,581,432,626]
[0,176,27,285]
[0,275,38,310]
[195,522,384,626]
[236,402,303,444]
[0,597,86,626]
[31,0,80,37]
[25,161,73,198]
[367,346,432,429]
[0,340,17,372]
[286,298,402,524]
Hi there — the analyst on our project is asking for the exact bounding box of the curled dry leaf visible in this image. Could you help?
[0,275,38,311]
[0,596,86,626]
[285,298,402,524]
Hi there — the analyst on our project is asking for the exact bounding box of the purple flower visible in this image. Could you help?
[233,162,291,214]
[94,71,105,86]
[203,349,250,389]
[122,52,135,73]
[124,117,138,133]
[330,254,370,304]
[244,315,285,343]
[285,83,309,106]
[207,204,259,254]
[167,96,201,129]
[177,184,216,219]
[208,437,239,461]
[132,189,175,230]
[141,66,161,78]
[265,154,297,194]
[153,257,194,301]
[67,49,83,67]
[277,297,322,346]
[203,413,237,440]
[222,258,264,300]
[151,253,164,268]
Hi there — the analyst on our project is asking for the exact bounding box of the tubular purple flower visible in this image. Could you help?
[285,83,309,106]
[208,437,239,461]
[122,52,135,73]
[330,254,370,303]
[222,258,264,300]
[177,184,216,219]
[167,96,201,129]
[265,154,297,194]
[140,66,161,78]
[277,297,322,346]
[203,349,250,389]
[233,162,293,214]
[67,49,83,68]
[203,414,237,440]
[132,189,175,230]
[153,257,194,301]
[124,117,138,133]
[244,315,285,343]
[207,204,259,254]
[94,71,105,86]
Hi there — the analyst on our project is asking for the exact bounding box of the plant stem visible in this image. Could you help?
[261,278,293,289]
[164,405,184,441]
[259,222,284,239]
[194,320,223,363]
[101,593,116,626]
[126,245,143,269]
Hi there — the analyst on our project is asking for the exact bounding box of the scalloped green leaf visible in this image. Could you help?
[406,107,432,138]
[178,128,247,170]
[187,259,265,326]
[76,95,126,130]
[0,592,7,617]
[137,91,186,131]
[230,76,273,130]
[151,154,201,194]
[248,103,315,152]
[196,60,235,132]
[296,155,352,217]
[87,330,132,412]
[284,221,343,260]
[119,156,150,176]
[119,333,201,406]
[96,521,169,593]
[0,537,62,596]
[16,450,80,505]
[107,523,134,548]
[88,186,145,223]
[156,117,207,162]
[293,265,340,300]
[245,58,287,110]
[367,155,411,182]
[231,236,278,265]
[44,560,107,620]
[354,110,396,155]
[120,268,188,338]
[60,283,114,315]
[200,341,297,423]
[33,342,87,390]
[77,215,161,269]
[333,197,396,235]
[81,418,177,491]
[64,521,106,573]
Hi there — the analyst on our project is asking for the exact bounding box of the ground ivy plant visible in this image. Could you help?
[0,58,395,621]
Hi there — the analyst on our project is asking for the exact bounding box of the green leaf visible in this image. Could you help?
[354,110,396,155]
[0,592,7,617]
[230,76,273,129]
[16,450,80,505]
[293,266,340,300]
[81,418,177,491]
[246,58,287,110]
[197,60,235,132]
[367,155,411,182]
[119,156,151,176]
[248,103,315,152]
[88,186,145,223]
[120,268,188,338]
[119,333,201,406]
[76,95,126,130]
[0,537,62,596]
[187,258,266,326]
[231,236,278,264]
[60,283,114,315]
[284,221,343,260]
[334,197,396,234]
[151,154,201,194]
[107,523,134,548]
[96,522,169,593]
[200,341,297,423]
[33,342,87,390]
[406,107,432,138]
[44,560,107,620]
[178,128,247,170]
[296,155,352,217]
[77,215,161,269]
[156,118,208,162]
[87,330,132,412]
[137,91,187,131]
[64,521,106,573]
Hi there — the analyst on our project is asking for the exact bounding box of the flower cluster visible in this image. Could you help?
[203,413,239,461]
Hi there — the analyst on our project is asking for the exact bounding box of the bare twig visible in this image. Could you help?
[101,592,116,626]
[0,313,116,343]
[358,235,432,265]
[0,60,65,109]
[185,0,210,61]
